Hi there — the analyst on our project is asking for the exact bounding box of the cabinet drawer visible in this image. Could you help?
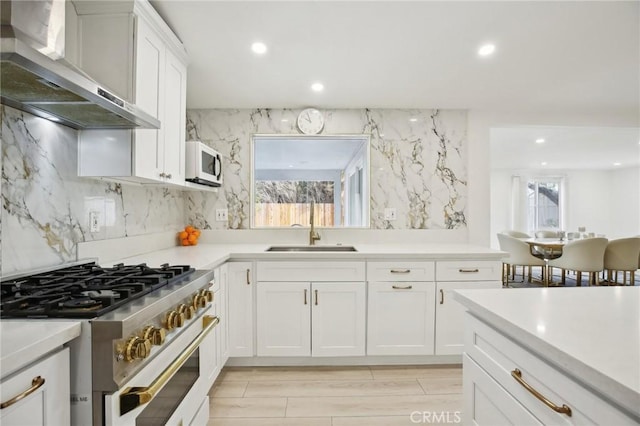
[366,261,435,282]
[257,261,365,282]
[436,261,501,281]
[465,314,636,425]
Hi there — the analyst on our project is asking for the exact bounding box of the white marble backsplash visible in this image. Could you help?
[1,106,185,274]
[185,108,467,230]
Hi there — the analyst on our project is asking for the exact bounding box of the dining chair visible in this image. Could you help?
[497,233,546,286]
[535,230,559,238]
[548,238,608,286]
[501,230,531,238]
[603,237,640,285]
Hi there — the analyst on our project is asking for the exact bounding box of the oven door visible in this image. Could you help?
[103,306,219,426]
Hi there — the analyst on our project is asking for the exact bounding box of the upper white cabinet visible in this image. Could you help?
[76,0,187,186]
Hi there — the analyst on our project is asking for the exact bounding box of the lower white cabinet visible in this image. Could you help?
[257,282,366,357]
[0,348,70,426]
[227,262,254,357]
[435,281,501,355]
[367,281,436,355]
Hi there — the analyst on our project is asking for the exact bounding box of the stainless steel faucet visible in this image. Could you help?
[309,200,321,245]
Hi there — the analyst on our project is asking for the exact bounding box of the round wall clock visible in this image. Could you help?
[297,108,325,135]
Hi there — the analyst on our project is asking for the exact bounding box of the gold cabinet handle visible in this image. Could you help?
[314,289,318,305]
[390,269,411,274]
[511,369,572,417]
[304,289,308,305]
[1,376,45,409]
[439,289,444,304]
[392,285,412,289]
[120,315,220,415]
[459,268,479,273]
[246,269,250,285]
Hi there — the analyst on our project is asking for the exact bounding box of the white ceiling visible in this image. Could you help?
[150,0,639,114]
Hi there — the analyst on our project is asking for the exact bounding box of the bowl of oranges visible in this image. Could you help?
[178,225,201,246]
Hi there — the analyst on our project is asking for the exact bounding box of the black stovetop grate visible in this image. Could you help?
[0,262,195,319]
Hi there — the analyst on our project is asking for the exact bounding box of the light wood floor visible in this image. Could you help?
[208,365,463,426]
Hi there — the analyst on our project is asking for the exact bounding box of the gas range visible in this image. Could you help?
[0,260,217,425]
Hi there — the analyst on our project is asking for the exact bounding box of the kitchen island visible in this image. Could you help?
[454,287,640,424]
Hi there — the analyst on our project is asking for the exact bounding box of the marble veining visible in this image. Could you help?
[1,106,185,274]
[186,108,467,230]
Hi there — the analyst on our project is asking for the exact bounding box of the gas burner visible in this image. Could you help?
[0,262,195,319]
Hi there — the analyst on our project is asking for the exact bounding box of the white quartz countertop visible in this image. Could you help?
[1,320,81,377]
[106,243,505,269]
[454,287,640,418]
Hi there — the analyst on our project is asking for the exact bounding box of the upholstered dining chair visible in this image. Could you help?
[535,230,559,238]
[603,237,640,285]
[497,233,546,286]
[501,230,531,238]
[548,238,608,286]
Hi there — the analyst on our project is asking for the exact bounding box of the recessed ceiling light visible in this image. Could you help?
[251,42,267,55]
[409,118,418,122]
[288,164,294,168]
[541,162,548,166]
[281,119,289,122]
[478,43,496,56]
[311,82,324,92]
[535,138,545,144]
[613,162,622,166]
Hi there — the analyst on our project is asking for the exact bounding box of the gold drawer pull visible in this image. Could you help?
[246,269,251,285]
[459,268,479,273]
[392,285,412,290]
[511,369,572,417]
[390,269,411,274]
[439,289,444,304]
[1,376,45,409]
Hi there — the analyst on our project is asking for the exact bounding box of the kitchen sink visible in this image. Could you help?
[265,245,357,252]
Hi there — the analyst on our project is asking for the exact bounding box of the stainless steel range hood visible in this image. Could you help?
[0,0,160,130]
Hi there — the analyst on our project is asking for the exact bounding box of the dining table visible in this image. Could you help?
[524,238,567,286]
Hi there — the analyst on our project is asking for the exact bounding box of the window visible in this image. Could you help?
[251,135,370,228]
[527,178,563,230]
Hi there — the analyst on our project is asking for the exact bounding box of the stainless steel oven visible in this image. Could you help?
[1,261,219,426]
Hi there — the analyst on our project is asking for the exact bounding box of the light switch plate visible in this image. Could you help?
[384,208,397,221]
[215,209,228,222]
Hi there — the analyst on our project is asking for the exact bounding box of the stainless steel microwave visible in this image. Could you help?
[185,141,222,187]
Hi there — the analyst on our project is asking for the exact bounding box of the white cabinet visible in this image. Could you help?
[463,313,637,425]
[256,282,366,357]
[366,261,436,356]
[200,299,220,388]
[76,0,188,187]
[227,262,254,357]
[256,262,366,357]
[216,264,230,365]
[434,260,502,355]
[0,348,70,426]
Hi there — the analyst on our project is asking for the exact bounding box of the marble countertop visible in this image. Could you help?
[454,286,640,418]
[1,320,81,377]
[106,243,505,269]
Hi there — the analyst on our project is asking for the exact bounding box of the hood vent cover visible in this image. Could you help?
[0,0,160,130]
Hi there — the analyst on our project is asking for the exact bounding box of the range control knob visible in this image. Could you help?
[198,289,214,302]
[124,336,151,362]
[142,326,166,345]
[177,303,196,320]
[164,310,185,330]
[192,294,207,309]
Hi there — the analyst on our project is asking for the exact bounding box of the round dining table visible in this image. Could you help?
[524,238,566,286]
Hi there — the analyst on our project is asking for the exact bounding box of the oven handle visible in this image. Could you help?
[119,315,220,416]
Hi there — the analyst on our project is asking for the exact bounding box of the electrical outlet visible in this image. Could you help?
[89,211,100,232]
[384,208,397,221]
[215,209,228,222]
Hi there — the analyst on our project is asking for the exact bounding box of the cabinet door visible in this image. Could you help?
[134,17,164,181]
[311,282,365,357]
[0,348,70,426]
[217,264,229,365]
[227,262,254,357]
[463,354,542,426]
[435,281,501,355]
[367,281,436,355]
[201,299,220,389]
[162,48,187,185]
[257,282,311,357]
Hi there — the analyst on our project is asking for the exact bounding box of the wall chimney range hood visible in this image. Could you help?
[0,0,160,130]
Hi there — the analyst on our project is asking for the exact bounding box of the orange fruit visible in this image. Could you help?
[179,231,188,239]
[190,239,198,246]
[194,230,201,237]
[181,238,190,246]
[185,225,194,233]
[188,234,197,243]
